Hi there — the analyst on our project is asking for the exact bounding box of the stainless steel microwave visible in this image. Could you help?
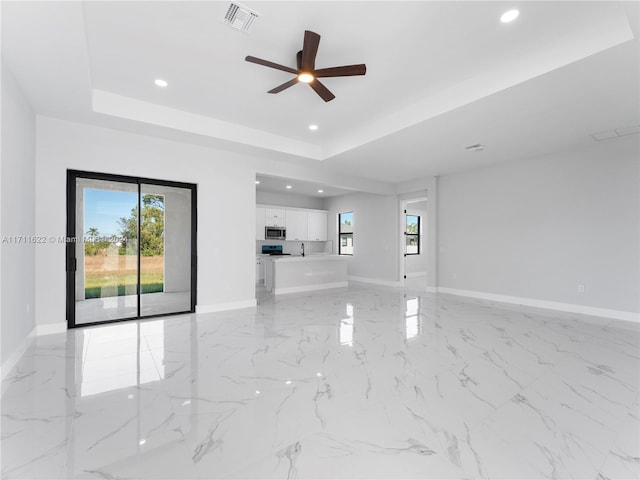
[265,226,286,240]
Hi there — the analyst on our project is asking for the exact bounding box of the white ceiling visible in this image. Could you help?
[2,1,638,190]
[256,174,355,198]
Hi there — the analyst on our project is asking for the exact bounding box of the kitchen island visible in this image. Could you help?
[264,254,348,295]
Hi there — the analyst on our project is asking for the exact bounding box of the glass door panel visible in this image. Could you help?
[75,178,139,325]
[139,184,192,317]
[68,171,196,328]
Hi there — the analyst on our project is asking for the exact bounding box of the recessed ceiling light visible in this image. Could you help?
[286,185,292,189]
[139,439,146,446]
[500,9,519,23]
[318,189,324,193]
[309,124,319,131]
[154,79,168,87]
[298,72,314,83]
[255,180,260,184]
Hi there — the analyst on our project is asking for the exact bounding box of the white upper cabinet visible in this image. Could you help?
[256,207,266,240]
[307,211,328,241]
[257,205,327,242]
[265,208,286,227]
[285,209,308,241]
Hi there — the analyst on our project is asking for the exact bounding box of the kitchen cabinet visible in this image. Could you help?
[286,209,307,241]
[256,207,265,240]
[256,256,265,284]
[307,211,328,241]
[265,208,286,227]
[267,255,348,295]
[257,204,328,241]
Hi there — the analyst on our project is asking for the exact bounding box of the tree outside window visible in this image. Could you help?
[339,212,353,255]
[406,214,420,255]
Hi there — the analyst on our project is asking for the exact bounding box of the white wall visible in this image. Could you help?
[405,200,428,274]
[1,64,36,370]
[438,137,639,316]
[35,116,258,326]
[325,192,399,284]
[256,190,325,210]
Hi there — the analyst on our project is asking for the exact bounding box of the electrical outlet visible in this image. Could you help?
[578,284,585,294]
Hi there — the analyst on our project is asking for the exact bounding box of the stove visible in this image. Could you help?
[261,245,291,256]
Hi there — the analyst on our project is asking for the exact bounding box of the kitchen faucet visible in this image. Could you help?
[301,243,305,257]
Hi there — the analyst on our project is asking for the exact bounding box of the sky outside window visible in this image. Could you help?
[84,188,137,237]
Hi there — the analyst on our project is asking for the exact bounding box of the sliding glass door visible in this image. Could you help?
[67,171,197,328]
[139,183,192,317]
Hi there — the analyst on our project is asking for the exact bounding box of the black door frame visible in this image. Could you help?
[66,170,197,329]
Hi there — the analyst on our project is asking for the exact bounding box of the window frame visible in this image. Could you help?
[405,214,420,255]
[338,211,354,256]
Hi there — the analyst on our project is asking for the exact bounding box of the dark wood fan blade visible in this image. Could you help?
[309,79,335,102]
[268,78,299,94]
[314,64,367,78]
[301,31,320,71]
[245,56,299,75]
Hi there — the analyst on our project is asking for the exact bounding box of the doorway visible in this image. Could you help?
[66,170,197,328]
[401,197,428,292]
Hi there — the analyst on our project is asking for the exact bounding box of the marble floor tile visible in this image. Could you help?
[2,284,638,479]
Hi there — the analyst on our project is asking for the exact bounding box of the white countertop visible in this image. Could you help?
[269,254,346,263]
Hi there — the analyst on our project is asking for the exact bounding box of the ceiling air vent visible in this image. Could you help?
[224,2,260,33]
[465,144,485,152]
[591,125,639,142]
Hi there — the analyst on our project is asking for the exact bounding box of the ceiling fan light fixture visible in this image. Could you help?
[298,72,314,83]
[245,30,366,102]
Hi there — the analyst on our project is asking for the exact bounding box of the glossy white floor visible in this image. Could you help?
[75,291,191,325]
[2,283,638,479]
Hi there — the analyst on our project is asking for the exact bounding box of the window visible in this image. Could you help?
[405,214,420,255]
[338,211,353,255]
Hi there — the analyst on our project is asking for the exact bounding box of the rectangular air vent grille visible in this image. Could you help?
[224,2,260,33]
[591,125,639,142]
[465,144,485,152]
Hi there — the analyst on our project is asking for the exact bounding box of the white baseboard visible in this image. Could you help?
[426,286,438,293]
[275,282,348,295]
[406,272,428,278]
[37,323,67,336]
[349,276,403,287]
[1,327,36,381]
[437,287,639,323]
[196,299,257,314]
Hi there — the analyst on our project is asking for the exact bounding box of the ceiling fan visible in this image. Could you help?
[245,30,366,102]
